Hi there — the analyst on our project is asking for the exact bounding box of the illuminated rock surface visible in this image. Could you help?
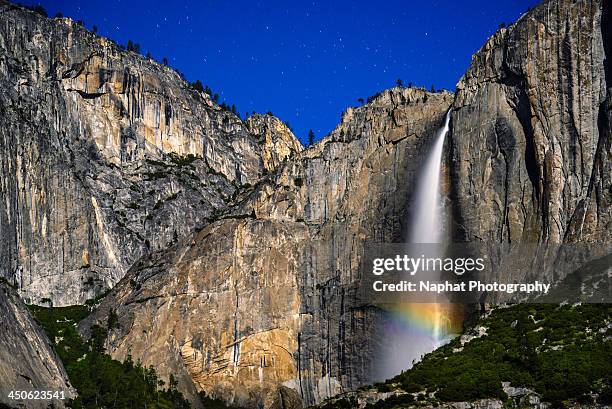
[0,0,610,407]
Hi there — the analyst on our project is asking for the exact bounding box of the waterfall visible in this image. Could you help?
[407,109,453,350]
[409,109,452,244]
[375,110,454,381]
[409,109,453,350]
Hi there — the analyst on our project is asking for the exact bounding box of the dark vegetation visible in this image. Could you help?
[198,392,236,409]
[319,397,357,409]
[28,304,192,408]
[390,304,610,407]
[143,153,201,182]
[319,304,611,409]
[188,79,243,117]
[307,129,315,146]
[355,79,447,107]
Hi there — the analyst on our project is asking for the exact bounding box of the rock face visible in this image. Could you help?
[450,0,611,244]
[81,88,453,408]
[0,282,74,408]
[245,114,304,173]
[0,1,301,306]
[2,0,611,408]
[81,0,612,406]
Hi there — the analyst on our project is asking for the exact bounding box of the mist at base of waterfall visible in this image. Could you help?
[374,110,456,382]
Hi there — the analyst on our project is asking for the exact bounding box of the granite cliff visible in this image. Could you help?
[444,0,612,301]
[0,0,301,306]
[0,0,610,408]
[450,0,611,244]
[81,88,453,408]
[0,281,74,408]
[82,0,610,406]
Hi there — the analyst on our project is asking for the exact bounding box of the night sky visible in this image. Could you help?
[23,0,539,144]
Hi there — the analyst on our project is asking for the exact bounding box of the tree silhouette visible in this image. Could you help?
[191,80,204,93]
[127,40,141,53]
[308,129,315,146]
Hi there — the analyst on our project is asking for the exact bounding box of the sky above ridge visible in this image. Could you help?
[24,0,539,144]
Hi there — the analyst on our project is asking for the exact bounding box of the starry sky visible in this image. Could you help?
[24,0,539,144]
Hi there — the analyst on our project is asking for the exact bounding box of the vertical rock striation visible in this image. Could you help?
[81,88,453,408]
[0,1,301,306]
[450,0,611,244]
[2,0,610,407]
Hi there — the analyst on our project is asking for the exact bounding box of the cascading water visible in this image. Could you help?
[408,109,452,244]
[408,109,454,351]
[376,110,456,381]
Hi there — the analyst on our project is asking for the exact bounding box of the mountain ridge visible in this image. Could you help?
[0,0,302,307]
[0,0,610,408]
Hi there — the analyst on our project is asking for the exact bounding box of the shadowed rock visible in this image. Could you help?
[0,282,74,408]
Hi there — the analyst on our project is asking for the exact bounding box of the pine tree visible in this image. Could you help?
[125,41,140,53]
[308,129,315,146]
[191,80,204,93]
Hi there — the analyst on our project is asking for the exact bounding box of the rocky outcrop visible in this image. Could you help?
[80,88,453,408]
[0,1,301,306]
[245,114,304,173]
[450,0,611,244]
[0,281,74,408]
[2,0,610,408]
[83,0,612,406]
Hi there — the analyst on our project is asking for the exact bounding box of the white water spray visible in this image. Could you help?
[409,110,453,350]
[409,109,452,244]
[375,110,454,381]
